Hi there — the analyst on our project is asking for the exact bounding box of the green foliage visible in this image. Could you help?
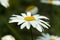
[0,0,60,40]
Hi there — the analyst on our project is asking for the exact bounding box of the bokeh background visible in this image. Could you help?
[0,0,60,40]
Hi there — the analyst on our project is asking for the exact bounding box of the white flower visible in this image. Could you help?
[25,5,38,15]
[40,0,60,6]
[36,33,60,40]
[9,12,50,32]
[0,0,9,8]
[1,35,15,40]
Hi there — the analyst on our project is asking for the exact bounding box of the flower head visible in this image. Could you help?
[1,35,15,40]
[36,33,60,40]
[25,5,38,15]
[0,0,9,8]
[9,12,50,32]
[40,0,60,6]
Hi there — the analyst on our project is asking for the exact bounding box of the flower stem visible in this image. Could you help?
[30,28,33,40]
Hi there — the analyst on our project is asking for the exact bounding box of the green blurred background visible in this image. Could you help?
[0,0,60,40]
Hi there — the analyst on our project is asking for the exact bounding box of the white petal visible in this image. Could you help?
[42,33,50,37]
[30,21,37,28]
[9,16,23,23]
[27,12,31,16]
[30,7,38,15]
[53,1,60,5]
[20,22,27,29]
[33,14,40,19]
[10,17,16,20]
[30,21,43,32]
[33,14,40,18]
[41,0,60,6]
[21,13,27,17]
[37,21,48,29]
[38,16,49,20]
[10,14,23,20]
[12,14,20,16]
[17,20,24,25]
[10,17,23,20]
[0,0,9,8]
[57,38,60,40]
[10,17,19,20]
[12,14,23,18]
[35,24,43,32]
[39,20,50,27]
[1,35,15,40]
[26,22,30,29]
[9,20,20,23]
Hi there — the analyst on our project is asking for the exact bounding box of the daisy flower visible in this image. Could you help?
[36,33,60,40]
[0,0,9,8]
[40,0,60,6]
[1,35,15,40]
[9,12,50,32]
[25,5,38,15]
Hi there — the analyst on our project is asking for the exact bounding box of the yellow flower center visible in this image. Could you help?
[50,37,56,40]
[50,0,53,4]
[26,5,36,11]
[24,16,36,21]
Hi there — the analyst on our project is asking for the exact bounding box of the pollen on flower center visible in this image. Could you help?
[24,16,36,21]
[50,0,53,4]
[50,37,55,40]
[26,5,36,11]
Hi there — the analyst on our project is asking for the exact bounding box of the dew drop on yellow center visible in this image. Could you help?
[26,5,36,11]
[50,0,53,4]
[50,37,55,40]
[24,16,36,21]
